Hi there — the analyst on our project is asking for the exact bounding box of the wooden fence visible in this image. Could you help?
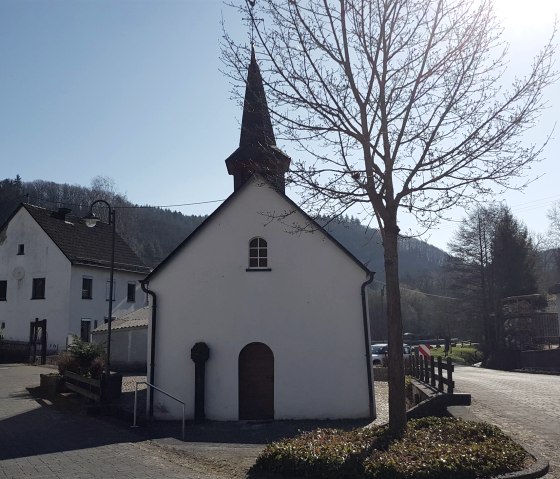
[410,355,454,394]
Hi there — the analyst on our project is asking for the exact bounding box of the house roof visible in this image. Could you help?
[92,306,149,332]
[144,175,373,282]
[2,203,150,274]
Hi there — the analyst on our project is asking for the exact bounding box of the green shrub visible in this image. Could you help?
[431,345,484,365]
[365,418,526,479]
[254,426,387,479]
[60,337,105,377]
[253,418,528,479]
[57,351,78,376]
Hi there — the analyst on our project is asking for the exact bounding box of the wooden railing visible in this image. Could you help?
[410,355,454,394]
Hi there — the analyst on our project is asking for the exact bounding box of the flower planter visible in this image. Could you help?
[64,371,122,403]
[40,373,65,397]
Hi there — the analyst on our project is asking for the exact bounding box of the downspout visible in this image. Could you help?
[361,271,375,419]
[140,279,157,418]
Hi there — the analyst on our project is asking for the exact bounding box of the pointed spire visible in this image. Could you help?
[239,47,276,149]
[225,47,291,192]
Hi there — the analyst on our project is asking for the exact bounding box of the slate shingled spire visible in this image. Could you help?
[225,47,291,192]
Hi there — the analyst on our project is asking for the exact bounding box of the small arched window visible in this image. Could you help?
[248,237,268,269]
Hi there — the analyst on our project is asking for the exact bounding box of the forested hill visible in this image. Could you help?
[320,217,448,282]
[0,176,447,284]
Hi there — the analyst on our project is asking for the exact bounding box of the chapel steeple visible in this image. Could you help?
[225,47,291,192]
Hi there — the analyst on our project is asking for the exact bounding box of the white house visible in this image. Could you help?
[92,306,148,371]
[141,49,375,422]
[0,204,150,352]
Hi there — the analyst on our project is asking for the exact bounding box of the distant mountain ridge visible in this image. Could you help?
[0,176,447,287]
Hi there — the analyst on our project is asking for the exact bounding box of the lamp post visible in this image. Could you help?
[83,200,115,377]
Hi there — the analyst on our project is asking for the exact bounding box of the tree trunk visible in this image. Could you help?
[383,221,407,436]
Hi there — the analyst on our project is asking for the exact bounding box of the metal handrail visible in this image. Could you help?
[132,381,186,440]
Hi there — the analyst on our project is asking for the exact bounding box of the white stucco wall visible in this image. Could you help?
[0,208,148,352]
[92,327,147,370]
[69,266,146,338]
[0,208,71,350]
[147,178,373,421]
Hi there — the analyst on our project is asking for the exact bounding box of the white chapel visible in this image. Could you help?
[141,49,375,421]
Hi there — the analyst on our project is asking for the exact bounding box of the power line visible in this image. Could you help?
[373,279,459,300]
[22,194,225,211]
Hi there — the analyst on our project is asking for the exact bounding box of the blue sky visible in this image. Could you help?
[0,0,558,251]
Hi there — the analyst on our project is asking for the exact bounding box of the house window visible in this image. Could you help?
[80,319,91,342]
[248,237,269,269]
[127,282,136,302]
[0,281,6,301]
[82,277,93,299]
[17,244,24,255]
[106,280,115,301]
[31,278,46,299]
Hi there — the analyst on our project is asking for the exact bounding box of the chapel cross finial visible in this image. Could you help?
[244,0,260,47]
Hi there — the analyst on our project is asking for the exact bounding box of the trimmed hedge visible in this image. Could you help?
[252,417,528,479]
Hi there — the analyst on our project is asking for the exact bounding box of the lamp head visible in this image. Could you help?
[83,211,100,228]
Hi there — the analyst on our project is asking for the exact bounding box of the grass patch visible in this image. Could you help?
[252,417,528,479]
[430,345,483,365]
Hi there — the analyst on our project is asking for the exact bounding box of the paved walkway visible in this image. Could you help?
[454,365,560,479]
[0,364,389,479]
[0,364,215,478]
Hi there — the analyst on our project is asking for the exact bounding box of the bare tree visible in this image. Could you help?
[546,201,560,275]
[223,0,556,434]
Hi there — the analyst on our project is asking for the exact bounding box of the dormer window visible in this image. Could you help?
[247,237,270,271]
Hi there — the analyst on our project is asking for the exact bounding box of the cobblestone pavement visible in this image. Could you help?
[454,365,560,479]
[0,364,389,479]
[0,364,229,479]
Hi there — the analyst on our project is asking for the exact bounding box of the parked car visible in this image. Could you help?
[371,343,411,365]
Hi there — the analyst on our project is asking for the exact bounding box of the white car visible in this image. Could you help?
[371,343,411,365]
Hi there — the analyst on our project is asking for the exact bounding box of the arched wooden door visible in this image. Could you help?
[238,342,274,420]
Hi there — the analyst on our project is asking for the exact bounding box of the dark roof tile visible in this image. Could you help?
[20,204,150,274]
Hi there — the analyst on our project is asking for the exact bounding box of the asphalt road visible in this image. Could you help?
[454,365,560,479]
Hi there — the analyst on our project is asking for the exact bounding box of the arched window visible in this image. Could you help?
[248,237,268,269]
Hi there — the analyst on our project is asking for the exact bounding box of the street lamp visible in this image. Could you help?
[84,199,115,377]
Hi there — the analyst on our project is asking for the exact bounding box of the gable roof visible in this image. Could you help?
[2,203,150,274]
[145,175,373,282]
